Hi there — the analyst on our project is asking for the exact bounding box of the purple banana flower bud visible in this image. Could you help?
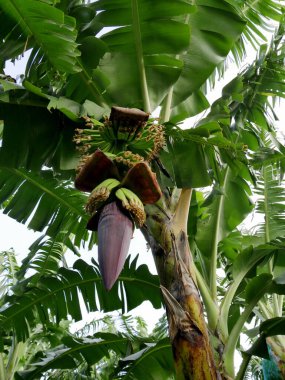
[97,202,134,290]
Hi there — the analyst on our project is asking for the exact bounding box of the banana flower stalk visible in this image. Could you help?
[75,149,161,290]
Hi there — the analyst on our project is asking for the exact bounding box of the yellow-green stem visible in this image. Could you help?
[278,295,284,316]
[258,299,272,319]
[209,167,229,301]
[219,279,241,340]
[263,165,280,317]
[172,188,192,235]
[131,0,151,113]
[160,86,174,123]
[224,300,258,377]
[6,341,25,380]
[194,265,219,331]
[160,13,190,124]
[0,354,5,380]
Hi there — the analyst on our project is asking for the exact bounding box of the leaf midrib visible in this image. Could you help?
[7,0,55,52]
[1,274,160,326]
[24,337,128,378]
[9,168,86,219]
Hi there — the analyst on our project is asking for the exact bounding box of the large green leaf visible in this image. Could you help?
[0,0,80,73]
[0,79,110,170]
[195,168,253,270]
[89,0,245,114]
[244,272,285,306]
[205,1,283,89]
[0,98,80,172]
[88,0,194,111]
[231,238,285,282]
[0,249,19,302]
[15,332,129,380]
[158,119,234,188]
[169,90,210,124]
[220,237,285,339]
[0,168,90,245]
[15,238,65,283]
[254,164,285,241]
[64,54,110,107]
[159,138,212,188]
[171,0,245,107]
[229,0,283,57]
[0,257,161,342]
[0,8,28,69]
[117,338,174,380]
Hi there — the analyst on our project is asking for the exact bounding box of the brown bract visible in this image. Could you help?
[109,106,149,130]
[75,150,119,192]
[122,162,162,204]
[75,150,162,204]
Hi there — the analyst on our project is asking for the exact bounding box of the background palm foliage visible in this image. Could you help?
[0,0,285,379]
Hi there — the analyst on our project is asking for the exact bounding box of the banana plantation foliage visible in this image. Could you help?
[1,0,285,379]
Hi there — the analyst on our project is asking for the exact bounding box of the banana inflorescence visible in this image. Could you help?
[74,107,163,290]
[115,187,146,227]
[97,201,134,290]
[85,178,120,215]
[114,151,144,169]
[127,121,165,161]
[73,112,165,175]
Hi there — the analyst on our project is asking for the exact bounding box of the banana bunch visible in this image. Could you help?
[99,118,117,147]
[74,115,165,160]
[115,187,146,227]
[127,121,165,161]
[73,115,117,158]
[86,178,120,215]
[114,150,144,169]
[74,125,113,156]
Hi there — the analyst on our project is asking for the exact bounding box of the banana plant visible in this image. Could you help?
[0,0,285,379]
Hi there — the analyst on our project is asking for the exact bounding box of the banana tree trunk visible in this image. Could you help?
[143,190,224,380]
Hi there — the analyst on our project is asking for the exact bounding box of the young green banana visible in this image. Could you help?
[115,187,146,227]
[94,178,120,191]
[86,178,120,214]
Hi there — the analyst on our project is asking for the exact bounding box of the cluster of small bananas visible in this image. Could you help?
[128,122,165,161]
[85,178,146,227]
[114,151,144,168]
[73,116,113,156]
[103,117,141,142]
[85,178,120,214]
[115,187,146,227]
[73,116,165,168]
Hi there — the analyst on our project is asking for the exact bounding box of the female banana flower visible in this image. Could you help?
[75,149,161,290]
